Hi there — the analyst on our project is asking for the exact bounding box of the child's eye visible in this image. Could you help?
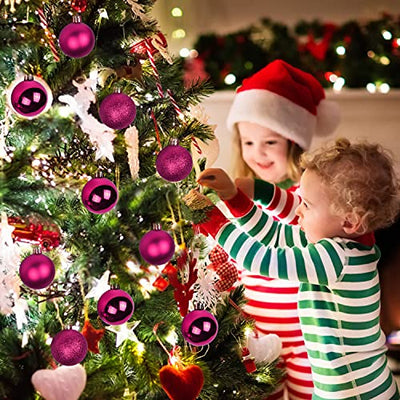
[303,202,309,209]
[243,141,253,146]
[266,140,277,145]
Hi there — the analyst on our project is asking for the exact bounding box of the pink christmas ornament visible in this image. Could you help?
[139,226,175,265]
[31,364,87,400]
[19,253,55,290]
[97,288,134,325]
[58,16,95,58]
[99,92,136,130]
[7,76,52,119]
[156,139,193,182]
[81,177,118,214]
[51,329,88,366]
[247,333,282,364]
[181,309,218,346]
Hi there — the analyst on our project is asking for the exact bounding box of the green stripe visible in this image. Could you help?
[243,241,261,272]
[237,206,257,225]
[248,213,268,237]
[347,253,380,265]
[334,282,380,299]
[340,271,377,282]
[306,349,343,361]
[218,223,236,247]
[338,300,380,314]
[320,240,343,277]
[301,317,338,329]
[276,248,288,280]
[343,331,382,347]
[260,219,278,246]
[309,244,328,284]
[341,316,380,330]
[299,299,338,312]
[284,224,294,247]
[229,232,248,260]
[293,247,307,281]
[259,249,272,276]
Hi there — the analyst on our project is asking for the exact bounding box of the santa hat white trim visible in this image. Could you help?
[227,90,341,150]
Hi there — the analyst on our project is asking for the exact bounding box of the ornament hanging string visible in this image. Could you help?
[150,110,163,151]
[37,8,60,62]
[145,41,164,98]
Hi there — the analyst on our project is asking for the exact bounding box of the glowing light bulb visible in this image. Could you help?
[224,74,236,85]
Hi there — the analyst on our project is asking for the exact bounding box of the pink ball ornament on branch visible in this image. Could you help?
[156,139,193,182]
[51,329,88,366]
[181,309,218,346]
[7,75,53,119]
[81,177,118,214]
[97,288,134,325]
[58,15,95,59]
[99,91,137,130]
[19,252,55,290]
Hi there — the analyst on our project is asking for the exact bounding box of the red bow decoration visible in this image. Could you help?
[208,245,238,292]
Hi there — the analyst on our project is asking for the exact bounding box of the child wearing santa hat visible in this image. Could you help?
[225,59,340,399]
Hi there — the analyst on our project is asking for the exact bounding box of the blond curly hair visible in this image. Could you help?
[231,127,303,183]
[300,138,400,232]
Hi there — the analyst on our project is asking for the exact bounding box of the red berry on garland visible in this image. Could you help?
[81,177,118,214]
[51,329,88,366]
[7,76,52,119]
[97,289,134,325]
[19,253,55,290]
[139,224,175,265]
[99,92,137,130]
[156,139,193,182]
[181,309,218,346]
[59,16,95,59]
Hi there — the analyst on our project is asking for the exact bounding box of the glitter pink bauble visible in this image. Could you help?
[139,229,175,265]
[181,310,218,346]
[9,77,52,118]
[156,144,193,182]
[59,21,95,58]
[81,177,118,214]
[19,254,55,290]
[51,329,88,366]
[99,93,137,130]
[97,289,134,325]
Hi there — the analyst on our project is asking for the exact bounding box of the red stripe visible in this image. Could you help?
[278,190,294,220]
[245,284,299,294]
[253,315,300,324]
[287,386,313,399]
[264,389,285,400]
[287,375,314,387]
[267,186,281,211]
[286,361,312,374]
[282,343,307,350]
[247,300,298,309]
[256,327,303,338]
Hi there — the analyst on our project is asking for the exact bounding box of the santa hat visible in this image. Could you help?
[227,59,340,150]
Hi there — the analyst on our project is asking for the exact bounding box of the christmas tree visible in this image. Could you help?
[0,1,281,399]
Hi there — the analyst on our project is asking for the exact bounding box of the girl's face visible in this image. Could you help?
[238,122,289,183]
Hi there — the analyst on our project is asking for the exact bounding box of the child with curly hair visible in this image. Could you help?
[193,138,400,399]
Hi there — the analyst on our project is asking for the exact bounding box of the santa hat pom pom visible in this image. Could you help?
[316,99,341,137]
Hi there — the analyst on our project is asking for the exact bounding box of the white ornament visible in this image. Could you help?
[124,126,140,180]
[31,364,87,400]
[192,263,219,311]
[12,297,28,329]
[126,0,150,23]
[106,320,140,347]
[85,270,110,300]
[247,333,282,364]
[58,79,116,162]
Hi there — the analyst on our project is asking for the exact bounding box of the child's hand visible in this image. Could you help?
[197,168,237,200]
[234,178,254,199]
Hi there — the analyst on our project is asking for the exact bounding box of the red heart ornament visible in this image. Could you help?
[159,364,204,400]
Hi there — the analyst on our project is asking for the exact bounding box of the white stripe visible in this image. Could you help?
[305,335,386,353]
[298,290,381,307]
[301,323,382,339]
[331,274,380,291]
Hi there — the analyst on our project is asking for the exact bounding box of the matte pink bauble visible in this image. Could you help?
[81,177,118,214]
[97,289,134,325]
[19,253,55,290]
[51,329,88,366]
[59,18,95,58]
[139,229,175,265]
[99,92,137,130]
[181,310,218,346]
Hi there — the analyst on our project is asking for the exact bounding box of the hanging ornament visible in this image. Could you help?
[247,332,282,364]
[124,126,140,180]
[156,139,193,182]
[58,15,95,59]
[31,364,87,400]
[181,309,218,346]
[85,270,111,300]
[81,177,118,214]
[99,91,136,130]
[159,364,204,400]
[139,224,175,265]
[97,288,134,325]
[51,329,88,366]
[19,252,55,290]
[7,75,53,119]
[71,0,87,13]
[106,320,140,347]
[241,347,257,373]
[213,261,238,292]
[81,319,105,353]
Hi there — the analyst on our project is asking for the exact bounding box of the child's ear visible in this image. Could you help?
[342,212,366,235]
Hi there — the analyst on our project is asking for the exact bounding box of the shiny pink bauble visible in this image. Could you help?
[59,21,95,58]
[81,177,118,214]
[99,93,137,130]
[156,144,193,182]
[181,310,218,346]
[19,253,55,290]
[51,329,88,366]
[8,77,52,118]
[97,289,134,325]
[139,229,175,265]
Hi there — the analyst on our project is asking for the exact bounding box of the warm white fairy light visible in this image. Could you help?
[172,29,186,39]
[171,7,183,17]
[336,45,346,56]
[224,74,236,85]
[382,30,392,40]
[179,47,190,57]
[379,83,390,94]
[333,77,345,91]
[366,83,376,93]
[380,56,390,65]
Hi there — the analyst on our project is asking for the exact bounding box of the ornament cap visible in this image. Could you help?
[24,75,34,81]
[72,15,82,24]
[169,138,179,146]
[152,222,161,231]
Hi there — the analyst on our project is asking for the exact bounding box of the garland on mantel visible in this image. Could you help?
[184,13,400,92]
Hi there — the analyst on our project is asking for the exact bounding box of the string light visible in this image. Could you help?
[336,45,346,56]
[224,74,236,85]
[171,7,183,17]
[382,30,392,40]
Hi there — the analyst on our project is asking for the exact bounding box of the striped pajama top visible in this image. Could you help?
[203,188,399,399]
